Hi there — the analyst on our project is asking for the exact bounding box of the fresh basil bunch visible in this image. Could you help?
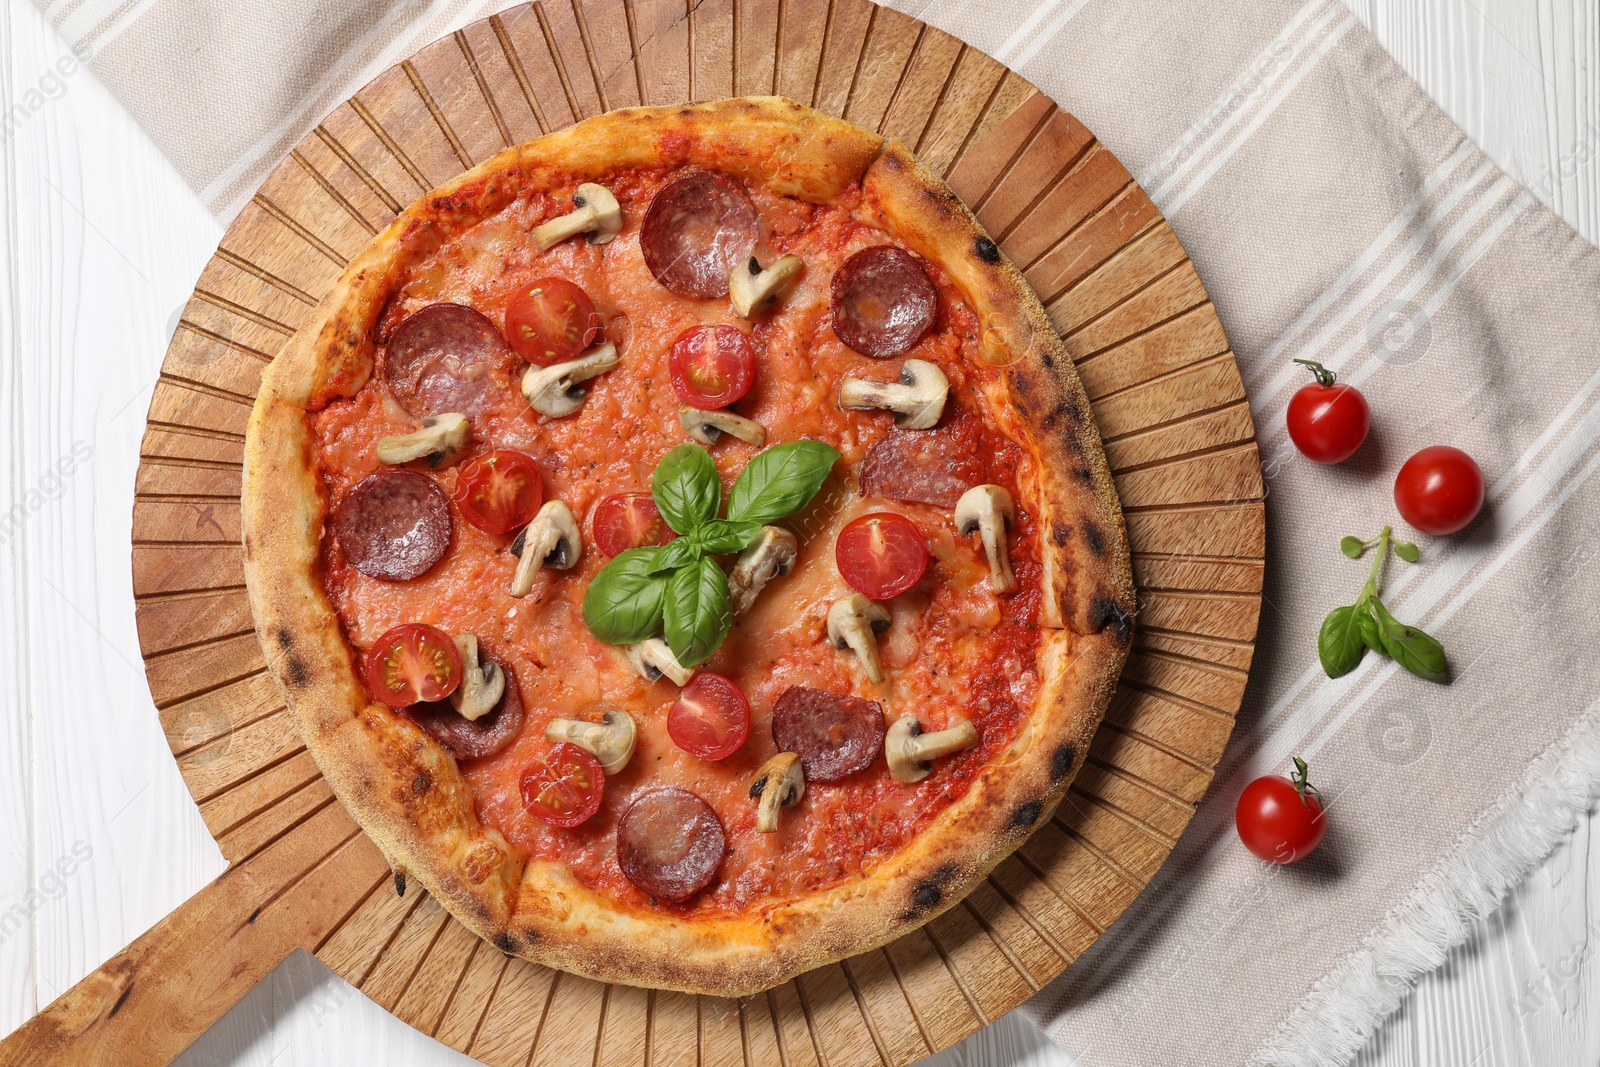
[583,439,840,666]
[1317,526,1448,684]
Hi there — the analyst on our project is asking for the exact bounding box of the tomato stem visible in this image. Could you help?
[1289,756,1323,807]
[1293,358,1337,387]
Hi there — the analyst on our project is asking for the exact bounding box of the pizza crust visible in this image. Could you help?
[244,97,1134,996]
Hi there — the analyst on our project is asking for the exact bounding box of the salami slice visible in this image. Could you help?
[770,686,886,783]
[331,469,451,581]
[830,246,938,358]
[409,653,524,760]
[859,426,985,508]
[640,172,759,299]
[384,303,514,417]
[617,788,726,903]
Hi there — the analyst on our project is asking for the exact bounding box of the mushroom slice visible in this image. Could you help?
[544,709,637,775]
[826,594,892,684]
[375,412,470,467]
[448,633,505,721]
[729,255,803,317]
[954,484,1017,594]
[749,752,805,832]
[509,500,581,597]
[626,638,694,686]
[885,717,979,783]
[679,406,767,448]
[521,342,619,417]
[839,359,948,430]
[533,182,623,250]
[729,526,798,615]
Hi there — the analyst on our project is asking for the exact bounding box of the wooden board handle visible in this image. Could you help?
[0,804,390,1066]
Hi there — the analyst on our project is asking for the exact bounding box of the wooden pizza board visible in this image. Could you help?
[0,2,1265,1064]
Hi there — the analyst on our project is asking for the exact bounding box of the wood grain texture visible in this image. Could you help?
[3,1,1265,1064]
[0,805,389,1067]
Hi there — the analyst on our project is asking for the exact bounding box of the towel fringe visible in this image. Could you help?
[1253,703,1600,1067]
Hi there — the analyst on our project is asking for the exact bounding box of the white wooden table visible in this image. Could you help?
[1,1,1595,1063]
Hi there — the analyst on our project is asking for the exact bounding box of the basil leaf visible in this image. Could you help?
[653,443,721,534]
[1371,598,1449,684]
[663,557,732,668]
[693,518,761,555]
[726,440,841,526]
[582,547,670,644]
[1317,604,1366,678]
[646,536,703,575]
[1356,603,1385,655]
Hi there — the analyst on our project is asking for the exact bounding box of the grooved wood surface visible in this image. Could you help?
[15,1,1262,1064]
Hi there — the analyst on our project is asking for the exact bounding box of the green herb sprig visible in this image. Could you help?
[1317,525,1448,684]
[582,439,839,667]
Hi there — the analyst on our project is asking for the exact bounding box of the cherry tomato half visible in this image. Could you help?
[1394,445,1485,536]
[504,278,602,366]
[364,623,462,706]
[668,674,751,760]
[519,742,606,828]
[592,493,676,557]
[836,512,928,600]
[1235,757,1326,864]
[668,325,755,409]
[1285,360,1370,464]
[454,450,545,536]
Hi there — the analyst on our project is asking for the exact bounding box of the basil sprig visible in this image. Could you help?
[1317,526,1448,684]
[582,439,840,667]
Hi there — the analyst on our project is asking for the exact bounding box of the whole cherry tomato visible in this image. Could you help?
[1285,359,1370,464]
[1394,445,1484,535]
[1236,757,1326,864]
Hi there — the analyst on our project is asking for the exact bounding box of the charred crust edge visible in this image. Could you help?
[1089,596,1135,646]
[974,235,1000,263]
[1083,521,1106,557]
[900,862,959,920]
[1010,799,1043,828]
[1050,743,1077,780]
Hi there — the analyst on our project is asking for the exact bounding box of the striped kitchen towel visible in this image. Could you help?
[33,0,1600,1063]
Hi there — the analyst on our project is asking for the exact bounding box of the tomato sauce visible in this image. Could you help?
[311,166,1043,916]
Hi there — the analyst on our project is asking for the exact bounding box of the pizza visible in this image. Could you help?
[242,97,1134,996]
